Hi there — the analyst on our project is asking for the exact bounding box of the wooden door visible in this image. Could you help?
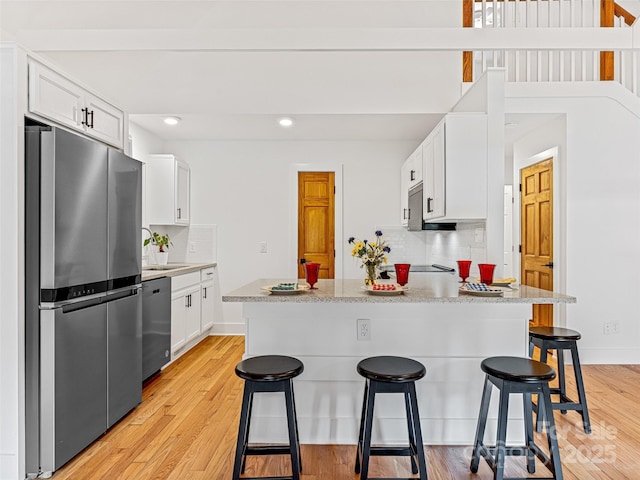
[521,158,554,327]
[298,172,335,279]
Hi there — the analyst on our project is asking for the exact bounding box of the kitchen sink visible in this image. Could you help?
[143,264,191,271]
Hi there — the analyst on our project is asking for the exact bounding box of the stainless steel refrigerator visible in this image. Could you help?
[25,124,143,477]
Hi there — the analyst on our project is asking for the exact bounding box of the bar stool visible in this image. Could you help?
[232,355,304,480]
[529,326,591,434]
[354,356,428,480]
[470,356,563,480]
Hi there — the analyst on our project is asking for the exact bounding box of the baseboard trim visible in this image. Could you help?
[209,323,244,335]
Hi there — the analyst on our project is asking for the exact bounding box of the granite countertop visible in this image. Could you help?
[222,277,576,304]
[141,262,216,282]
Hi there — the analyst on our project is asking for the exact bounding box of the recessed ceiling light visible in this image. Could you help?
[164,116,181,126]
[278,117,294,128]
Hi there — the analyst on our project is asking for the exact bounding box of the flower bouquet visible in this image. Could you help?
[348,230,391,286]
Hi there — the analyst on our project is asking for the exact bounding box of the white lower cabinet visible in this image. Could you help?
[201,281,215,331]
[170,267,218,359]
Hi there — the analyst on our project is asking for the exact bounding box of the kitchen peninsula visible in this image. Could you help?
[223,276,575,446]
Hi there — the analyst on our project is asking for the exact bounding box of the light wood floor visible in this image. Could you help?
[52,336,640,479]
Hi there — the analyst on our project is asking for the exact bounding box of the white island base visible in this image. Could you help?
[224,278,576,447]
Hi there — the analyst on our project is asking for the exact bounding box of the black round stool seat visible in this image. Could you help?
[481,356,556,383]
[235,355,304,382]
[357,355,426,383]
[530,326,581,341]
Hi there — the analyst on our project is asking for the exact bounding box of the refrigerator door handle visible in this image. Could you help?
[61,297,103,314]
[104,285,142,303]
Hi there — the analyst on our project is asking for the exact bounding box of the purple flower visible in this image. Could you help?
[375,230,383,237]
[383,246,391,253]
[348,237,355,244]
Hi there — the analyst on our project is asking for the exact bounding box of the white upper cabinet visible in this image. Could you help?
[400,159,411,226]
[423,113,488,222]
[145,154,191,226]
[28,58,125,149]
[400,143,424,225]
[423,121,446,221]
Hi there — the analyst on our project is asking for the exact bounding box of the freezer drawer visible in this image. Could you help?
[40,302,108,472]
[107,288,142,428]
[142,277,171,381]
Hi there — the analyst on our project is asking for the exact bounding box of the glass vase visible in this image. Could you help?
[364,263,378,286]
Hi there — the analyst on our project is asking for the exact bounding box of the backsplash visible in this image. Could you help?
[144,224,217,265]
[376,223,487,275]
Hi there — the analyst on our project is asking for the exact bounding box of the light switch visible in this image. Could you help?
[259,241,268,254]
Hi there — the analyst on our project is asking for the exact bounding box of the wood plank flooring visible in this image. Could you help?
[51,336,640,479]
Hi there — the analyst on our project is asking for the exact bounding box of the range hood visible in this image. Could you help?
[407,183,457,231]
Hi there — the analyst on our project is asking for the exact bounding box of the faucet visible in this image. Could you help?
[141,228,156,265]
[142,227,153,242]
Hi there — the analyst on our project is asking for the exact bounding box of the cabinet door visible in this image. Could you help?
[84,93,125,148]
[170,293,187,353]
[28,60,84,132]
[175,161,190,225]
[407,147,422,189]
[201,281,215,331]
[425,123,445,220]
[400,160,411,226]
[185,286,201,342]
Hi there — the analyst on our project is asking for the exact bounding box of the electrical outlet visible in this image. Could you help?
[603,321,620,335]
[189,242,196,253]
[357,318,371,341]
[259,241,268,254]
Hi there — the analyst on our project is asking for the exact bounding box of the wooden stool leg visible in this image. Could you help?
[354,380,369,474]
[233,382,253,480]
[407,382,428,480]
[290,381,303,472]
[359,381,377,480]
[571,343,592,434]
[404,391,419,474]
[494,386,510,480]
[541,383,565,480]
[536,343,549,433]
[284,381,301,480]
[557,348,567,414]
[523,392,536,474]
[470,375,492,473]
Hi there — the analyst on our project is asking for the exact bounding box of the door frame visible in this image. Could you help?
[289,163,344,280]
[513,146,567,327]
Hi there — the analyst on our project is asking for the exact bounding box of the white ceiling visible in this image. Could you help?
[0,0,556,143]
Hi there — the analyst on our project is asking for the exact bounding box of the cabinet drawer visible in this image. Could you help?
[171,271,200,291]
[200,267,215,282]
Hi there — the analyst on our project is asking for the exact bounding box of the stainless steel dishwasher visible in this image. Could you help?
[142,277,171,381]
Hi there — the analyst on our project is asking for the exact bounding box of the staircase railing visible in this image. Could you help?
[463,0,638,94]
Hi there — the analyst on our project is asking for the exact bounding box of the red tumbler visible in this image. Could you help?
[478,263,496,285]
[394,263,411,286]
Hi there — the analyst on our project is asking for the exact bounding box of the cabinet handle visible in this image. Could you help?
[410,170,416,181]
[185,295,189,308]
[177,208,181,219]
[88,110,94,129]
[427,197,433,213]
[403,208,408,220]
[81,108,88,126]
[203,287,207,299]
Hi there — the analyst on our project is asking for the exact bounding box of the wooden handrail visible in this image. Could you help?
[615,3,636,26]
[463,0,637,83]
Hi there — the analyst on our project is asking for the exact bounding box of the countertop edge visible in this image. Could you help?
[141,262,217,282]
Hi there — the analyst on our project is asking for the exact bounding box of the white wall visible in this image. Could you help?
[510,90,640,363]
[0,43,26,480]
[162,140,414,331]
